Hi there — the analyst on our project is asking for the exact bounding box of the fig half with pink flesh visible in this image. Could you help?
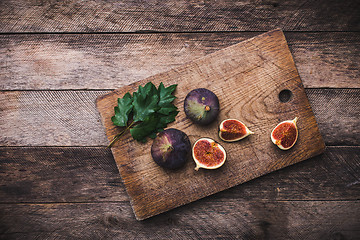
[219,119,254,142]
[271,117,298,150]
[192,138,226,171]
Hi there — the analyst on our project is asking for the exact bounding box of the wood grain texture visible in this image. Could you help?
[1,32,359,90]
[308,89,360,146]
[1,0,358,238]
[0,201,359,239]
[0,147,128,203]
[1,89,359,147]
[0,147,359,203]
[0,91,108,146]
[1,0,359,33]
[96,30,325,219]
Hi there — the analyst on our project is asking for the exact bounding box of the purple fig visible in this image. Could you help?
[151,128,191,169]
[184,88,220,125]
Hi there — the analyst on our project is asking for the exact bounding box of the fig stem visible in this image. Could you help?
[248,130,255,135]
[107,121,135,148]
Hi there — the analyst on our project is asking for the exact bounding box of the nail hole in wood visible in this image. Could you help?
[279,89,293,102]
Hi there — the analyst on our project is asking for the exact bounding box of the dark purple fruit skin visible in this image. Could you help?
[184,88,220,125]
[151,128,191,169]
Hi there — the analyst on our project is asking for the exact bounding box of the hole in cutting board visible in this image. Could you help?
[279,89,293,102]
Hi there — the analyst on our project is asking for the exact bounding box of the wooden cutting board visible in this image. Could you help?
[96,29,325,220]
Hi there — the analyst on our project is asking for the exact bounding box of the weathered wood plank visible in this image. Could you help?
[0,0,359,33]
[1,89,359,146]
[308,89,360,146]
[0,147,359,204]
[0,201,359,239]
[0,32,359,89]
[0,147,128,203]
[0,91,108,146]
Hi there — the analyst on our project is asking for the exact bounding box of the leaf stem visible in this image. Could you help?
[107,121,135,148]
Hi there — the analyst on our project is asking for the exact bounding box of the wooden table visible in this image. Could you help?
[1,1,359,239]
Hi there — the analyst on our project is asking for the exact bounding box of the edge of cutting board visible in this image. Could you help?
[96,29,326,220]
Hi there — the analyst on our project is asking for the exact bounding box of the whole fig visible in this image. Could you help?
[184,88,220,125]
[151,128,191,169]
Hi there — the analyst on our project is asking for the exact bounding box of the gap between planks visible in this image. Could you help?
[1,31,360,35]
[0,199,359,206]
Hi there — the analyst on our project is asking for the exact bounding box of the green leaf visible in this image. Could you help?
[149,132,158,139]
[157,102,178,115]
[146,111,178,141]
[110,82,179,144]
[156,110,179,130]
[138,82,158,97]
[130,115,159,142]
[111,92,133,127]
[158,82,177,107]
[132,90,159,122]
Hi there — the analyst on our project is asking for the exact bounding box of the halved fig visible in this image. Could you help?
[151,128,191,169]
[184,88,220,125]
[192,138,226,171]
[219,119,254,142]
[271,117,298,150]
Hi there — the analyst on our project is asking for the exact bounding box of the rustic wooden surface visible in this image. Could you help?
[0,0,359,238]
[96,29,325,220]
[1,32,359,89]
